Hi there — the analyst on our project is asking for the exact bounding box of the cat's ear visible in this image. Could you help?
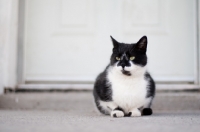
[110,36,119,48]
[135,36,147,53]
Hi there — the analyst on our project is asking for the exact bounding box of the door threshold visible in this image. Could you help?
[16,84,200,91]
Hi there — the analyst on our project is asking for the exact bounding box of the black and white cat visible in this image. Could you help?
[93,36,155,117]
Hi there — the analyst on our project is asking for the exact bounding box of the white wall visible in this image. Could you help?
[0,0,18,94]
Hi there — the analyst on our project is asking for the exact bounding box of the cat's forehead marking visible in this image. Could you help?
[118,44,134,53]
[121,53,128,60]
[121,53,126,58]
[122,53,126,57]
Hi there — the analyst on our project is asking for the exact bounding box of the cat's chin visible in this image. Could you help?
[121,70,131,76]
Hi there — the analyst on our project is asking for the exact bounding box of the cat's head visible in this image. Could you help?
[110,36,148,76]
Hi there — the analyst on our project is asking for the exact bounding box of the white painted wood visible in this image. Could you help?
[17,0,26,84]
[17,84,200,91]
[197,0,200,85]
[18,84,93,90]
[156,84,200,90]
[0,0,19,93]
[23,0,197,86]
[25,75,194,83]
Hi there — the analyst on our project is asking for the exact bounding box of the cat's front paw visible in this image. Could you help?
[129,109,141,117]
[142,108,153,116]
[111,110,125,118]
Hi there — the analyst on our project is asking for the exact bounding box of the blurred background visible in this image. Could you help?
[0,0,200,93]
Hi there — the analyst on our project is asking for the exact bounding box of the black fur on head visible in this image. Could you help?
[110,36,148,68]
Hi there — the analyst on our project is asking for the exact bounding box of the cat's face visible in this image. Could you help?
[110,36,148,76]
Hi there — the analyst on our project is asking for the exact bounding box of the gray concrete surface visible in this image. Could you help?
[0,92,200,132]
[0,92,200,111]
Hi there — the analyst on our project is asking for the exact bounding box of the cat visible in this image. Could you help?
[93,36,155,117]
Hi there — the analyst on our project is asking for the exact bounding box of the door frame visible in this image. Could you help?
[16,0,200,90]
[196,0,200,85]
[0,0,18,94]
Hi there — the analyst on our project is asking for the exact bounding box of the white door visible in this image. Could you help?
[21,0,197,88]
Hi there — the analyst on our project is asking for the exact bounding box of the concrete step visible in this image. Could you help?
[1,92,200,132]
[0,92,200,112]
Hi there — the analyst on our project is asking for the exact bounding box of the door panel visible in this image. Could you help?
[24,0,196,83]
[120,0,196,82]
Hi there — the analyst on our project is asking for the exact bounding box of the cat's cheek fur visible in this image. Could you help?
[115,61,133,72]
[115,61,146,75]
[123,61,134,71]
[116,65,122,71]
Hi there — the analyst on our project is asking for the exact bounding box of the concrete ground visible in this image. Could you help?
[0,91,200,132]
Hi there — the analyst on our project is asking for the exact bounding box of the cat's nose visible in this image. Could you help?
[121,63,126,69]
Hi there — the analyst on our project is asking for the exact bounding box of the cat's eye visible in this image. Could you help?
[130,56,135,60]
[116,57,120,61]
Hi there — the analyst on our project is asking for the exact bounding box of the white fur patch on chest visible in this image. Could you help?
[107,67,148,113]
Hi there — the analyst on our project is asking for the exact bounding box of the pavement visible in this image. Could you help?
[0,91,200,132]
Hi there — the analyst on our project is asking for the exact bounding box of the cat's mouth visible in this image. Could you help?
[121,70,131,76]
